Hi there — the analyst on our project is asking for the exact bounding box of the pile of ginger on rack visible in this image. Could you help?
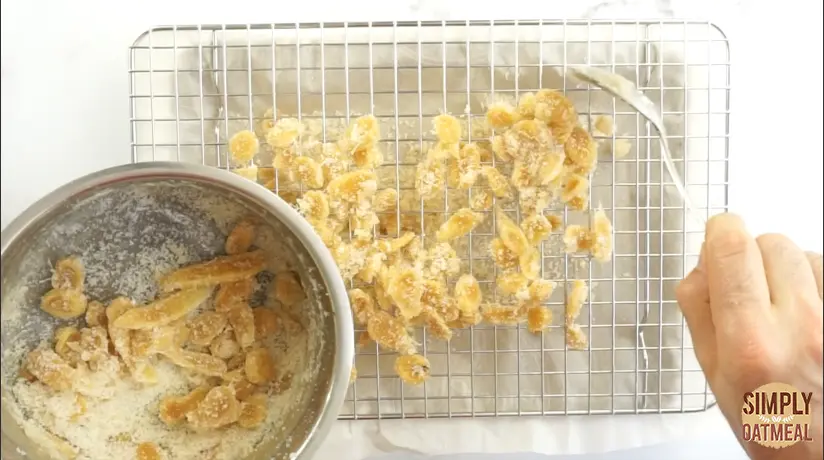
[227,89,614,384]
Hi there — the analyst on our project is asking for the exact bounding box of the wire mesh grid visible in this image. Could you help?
[128,19,730,418]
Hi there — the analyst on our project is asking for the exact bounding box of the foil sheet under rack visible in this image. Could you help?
[128,20,731,418]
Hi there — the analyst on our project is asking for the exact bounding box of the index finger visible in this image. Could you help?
[704,213,771,332]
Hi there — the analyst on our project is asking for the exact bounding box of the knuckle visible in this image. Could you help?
[676,273,706,306]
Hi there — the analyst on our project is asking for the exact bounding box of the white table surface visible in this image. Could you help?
[2,0,821,459]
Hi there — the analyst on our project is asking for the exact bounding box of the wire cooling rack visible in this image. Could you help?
[128,20,730,418]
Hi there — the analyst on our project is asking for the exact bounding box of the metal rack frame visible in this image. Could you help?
[128,19,730,419]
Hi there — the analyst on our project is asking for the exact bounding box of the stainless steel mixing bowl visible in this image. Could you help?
[0,162,353,460]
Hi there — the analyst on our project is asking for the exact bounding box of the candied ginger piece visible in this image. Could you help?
[593,114,614,136]
[225,219,256,255]
[423,307,453,340]
[345,115,380,148]
[351,145,381,172]
[229,130,259,163]
[503,120,553,161]
[529,279,555,302]
[564,126,598,174]
[136,442,163,460]
[566,280,588,324]
[265,118,303,149]
[231,166,258,182]
[534,89,578,144]
[366,310,418,355]
[415,156,446,201]
[495,209,530,256]
[350,203,379,241]
[517,93,537,119]
[376,232,416,255]
[159,251,266,293]
[373,188,398,213]
[188,312,228,347]
[517,187,551,216]
[75,326,111,365]
[423,281,460,323]
[227,304,256,349]
[497,272,529,297]
[436,208,484,241]
[327,170,378,204]
[455,143,482,189]
[612,138,632,158]
[590,208,613,263]
[223,369,258,400]
[563,225,594,254]
[356,248,386,284]
[71,394,87,422]
[568,195,589,211]
[539,152,565,186]
[25,349,74,391]
[210,331,241,360]
[256,108,277,137]
[521,214,552,245]
[159,387,210,425]
[272,149,296,172]
[349,289,376,325]
[454,274,482,315]
[561,174,589,205]
[481,304,523,326]
[112,288,212,330]
[432,113,462,144]
[164,349,228,377]
[489,238,519,271]
[41,288,87,320]
[130,325,181,358]
[51,256,85,291]
[215,278,254,313]
[490,135,512,162]
[297,190,330,223]
[486,102,519,130]
[519,248,541,281]
[510,159,533,190]
[482,166,511,198]
[373,281,394,312]
[274,271,305,306]
[85,300,107,328]
[186,386,241,430]
[450,309,483,329]
[238,393,269,429]
[245,348,276,384]
[566,323,588,350]
[54,326,81,361]
[429,142,459,161]
[395,354,431,385]
[527,305,553,334]
[470,190,493,211]
[387,266,423,319]
[293,156,325,189]
[426,242,461,278]
[253,308,279,340]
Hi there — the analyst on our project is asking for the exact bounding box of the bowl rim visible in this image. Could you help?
[1,161,353,460]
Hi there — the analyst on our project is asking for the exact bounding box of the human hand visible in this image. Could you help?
[676,213,823,460]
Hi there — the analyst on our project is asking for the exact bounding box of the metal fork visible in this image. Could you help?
[569,65,707,226]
